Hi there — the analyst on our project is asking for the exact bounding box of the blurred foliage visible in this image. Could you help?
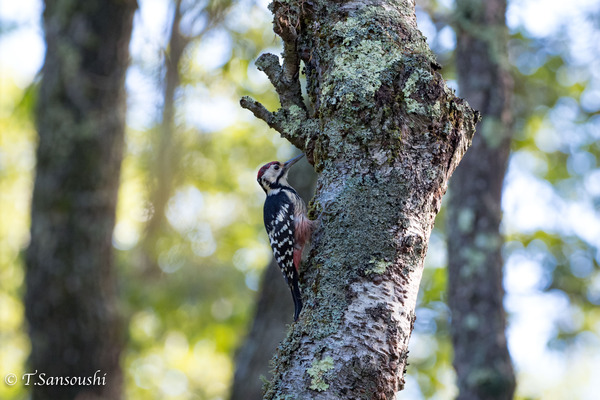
[0,71,35,400]
[2,0,600,399]
[116,1,291,399]
[1,0,289,399]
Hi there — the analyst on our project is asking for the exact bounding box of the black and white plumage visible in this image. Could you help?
[257,154,314,321]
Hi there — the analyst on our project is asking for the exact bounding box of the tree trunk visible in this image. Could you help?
[230,260,293,400]
[447,0,516,398]
[137,0,230,275]
[139,0,189,275]
[231,160,316,400]
[25,1,137,399]
[241,1,477,397]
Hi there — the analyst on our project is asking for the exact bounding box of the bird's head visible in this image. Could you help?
[257,153,304,194]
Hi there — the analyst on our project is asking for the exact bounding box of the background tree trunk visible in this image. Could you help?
[25,1,137,399]
[241,0,477,397]
[139,0,188,276]
[231,159,316,400]
[230,260,292,400]
[137,0,231,276]
[446,0,516,398]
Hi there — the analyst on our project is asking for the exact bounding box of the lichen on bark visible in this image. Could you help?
[241,0,478,398]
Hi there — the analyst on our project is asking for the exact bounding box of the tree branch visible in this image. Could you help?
[278,21,300,83]
[240,0,318,158]
[256,53,283,88]
[240,96,282,133]
[270,2,305,111]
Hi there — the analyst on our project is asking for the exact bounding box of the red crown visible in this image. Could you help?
[257,162,278,179]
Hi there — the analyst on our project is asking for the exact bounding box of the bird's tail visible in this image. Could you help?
[290,280,303,322]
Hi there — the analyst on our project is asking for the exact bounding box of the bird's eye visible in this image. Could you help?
[274,165,280,170]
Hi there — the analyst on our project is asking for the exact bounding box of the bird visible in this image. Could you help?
[257,153,315,321]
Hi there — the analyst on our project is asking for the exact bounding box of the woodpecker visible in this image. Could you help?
[257,153,314,321]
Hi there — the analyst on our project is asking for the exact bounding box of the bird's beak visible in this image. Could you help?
[283,153,304,171]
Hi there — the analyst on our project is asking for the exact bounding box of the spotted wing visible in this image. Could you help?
[263,191,296,284]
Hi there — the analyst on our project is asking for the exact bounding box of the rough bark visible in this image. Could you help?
[241,1,477,398]
[231,160,316,400]
[447,0,516,399]
[25,1,137,399]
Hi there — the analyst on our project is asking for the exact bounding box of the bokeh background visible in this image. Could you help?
[1,0,599,399]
